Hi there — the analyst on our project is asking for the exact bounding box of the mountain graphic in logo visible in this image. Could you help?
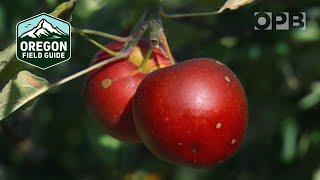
[20,19,68,39]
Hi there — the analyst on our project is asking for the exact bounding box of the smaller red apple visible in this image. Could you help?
[85,40,172,143]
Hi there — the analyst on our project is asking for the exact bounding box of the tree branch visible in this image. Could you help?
[148,6,175,64]
[121,12,149,52]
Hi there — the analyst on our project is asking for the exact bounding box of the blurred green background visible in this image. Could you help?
[0,0,320,179]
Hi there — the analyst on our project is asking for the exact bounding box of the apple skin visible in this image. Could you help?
[133,58,248,167]
[86,60,144,143]
[85,41,172,143]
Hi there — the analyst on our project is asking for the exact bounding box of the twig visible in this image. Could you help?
[50,54,128,88]
[78,32,118,57]
[161,9,219,19]
[72,27,131,42]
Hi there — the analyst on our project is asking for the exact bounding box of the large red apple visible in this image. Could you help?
[85,41,172,143]
[133,59,248,166]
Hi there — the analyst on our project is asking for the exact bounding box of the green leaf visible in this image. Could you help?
[0,71,49,121]
[0,43,16,72]
[313,168,320,180]
[292,21,320,43]
[99,135,122,150]
[218,0,255,13]
[0,0,77,73]
[281,117,298,164]
[298,82,320,110]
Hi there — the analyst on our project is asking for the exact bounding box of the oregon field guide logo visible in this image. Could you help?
[16,13,71,69]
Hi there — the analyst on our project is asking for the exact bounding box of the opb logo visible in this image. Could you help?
[254,12,306,30]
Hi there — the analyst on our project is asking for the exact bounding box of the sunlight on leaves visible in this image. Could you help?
[299,82,320,110]
[220,37,238,48]
[124,171,161,180]
[299,131,320,158]
[293,21,320,43]
[99,135,122,150]
[0,43,16,72]
[0,71,49,121]
[50,0,77,22]
[75,0,110,18]
[313,168,320,180]
[281,117,298,164]
[218,0,255,13]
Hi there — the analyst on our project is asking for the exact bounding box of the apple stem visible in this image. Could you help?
[140,48,153,72]
[72,28,131,42]
[148,6,175,65]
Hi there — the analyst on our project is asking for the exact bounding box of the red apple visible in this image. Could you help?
[85,41,172,143]
[133,58,248,166]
